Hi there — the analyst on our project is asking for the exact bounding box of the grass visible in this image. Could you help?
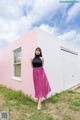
[69,98,80,111]
[0,85,80,120]
[63,115,75,120]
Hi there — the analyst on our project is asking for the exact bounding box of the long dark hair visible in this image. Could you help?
[35,47,42,57]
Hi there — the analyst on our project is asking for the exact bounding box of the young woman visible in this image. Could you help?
[31,47,51,110]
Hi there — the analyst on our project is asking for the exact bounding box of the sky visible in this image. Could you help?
[0,0,80,49]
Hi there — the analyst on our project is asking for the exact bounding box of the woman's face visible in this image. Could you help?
[35,49,40,55]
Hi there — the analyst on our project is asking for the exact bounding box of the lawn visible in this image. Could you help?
[0,85,80,120]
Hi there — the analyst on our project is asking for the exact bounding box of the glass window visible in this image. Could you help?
[13,47,21,78]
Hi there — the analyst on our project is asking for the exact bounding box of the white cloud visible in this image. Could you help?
[39,24,58,36]
[27,0,60,23]
[26,0,69,24]
[0,0,62,48]
[66,3,80,23]
[0,0,34,48]
[39,25,80,49]
[0,0,33,19]
[58,30,80,49]
[0,16,31,44]
[0,0,79,49]
[58,30,77,41]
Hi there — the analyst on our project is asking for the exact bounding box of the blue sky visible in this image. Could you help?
[0,0,80,49]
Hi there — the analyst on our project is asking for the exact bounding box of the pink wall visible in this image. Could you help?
[0,28,37,99]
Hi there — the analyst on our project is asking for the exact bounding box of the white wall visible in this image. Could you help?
[36,28,80,97]
[61,49,79,90]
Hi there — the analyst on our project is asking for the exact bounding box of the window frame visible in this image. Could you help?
[12,47,21,81]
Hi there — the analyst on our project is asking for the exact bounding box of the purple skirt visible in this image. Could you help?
[33,66,51,99]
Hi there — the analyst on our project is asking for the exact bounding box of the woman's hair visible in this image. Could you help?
[35,47,42,57]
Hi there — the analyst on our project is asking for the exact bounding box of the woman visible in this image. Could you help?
[31,47,51,110]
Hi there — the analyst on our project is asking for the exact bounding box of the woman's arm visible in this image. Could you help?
[40,57,44,66]
[31,58,33,68]
[42,57,44,66]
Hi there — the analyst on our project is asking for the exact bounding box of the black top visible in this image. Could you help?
[32,55,42,68]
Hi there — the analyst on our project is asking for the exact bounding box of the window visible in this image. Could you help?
[13,47,21,79]
[60,46,78,55]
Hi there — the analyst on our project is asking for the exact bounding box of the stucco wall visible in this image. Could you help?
[37,28,80,97]
[0,29,37,99]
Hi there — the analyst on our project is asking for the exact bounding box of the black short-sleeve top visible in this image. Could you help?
[32,56,42,68]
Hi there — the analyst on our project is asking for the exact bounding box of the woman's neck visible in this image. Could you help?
[35,55,40,57]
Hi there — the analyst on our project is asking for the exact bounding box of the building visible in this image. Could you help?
[0,28,80,100]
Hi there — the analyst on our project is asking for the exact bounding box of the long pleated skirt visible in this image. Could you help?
[33,66,51,99]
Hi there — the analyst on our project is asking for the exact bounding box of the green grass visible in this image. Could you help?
[0,85,80,120]
[48,90,77,103]
[63,115,75,120]
[69,98,80,111]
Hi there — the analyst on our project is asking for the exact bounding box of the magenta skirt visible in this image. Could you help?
[33,66,51,99]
